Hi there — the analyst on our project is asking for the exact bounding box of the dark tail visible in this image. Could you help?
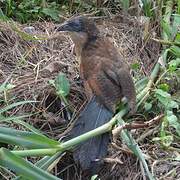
[68,96,113,172]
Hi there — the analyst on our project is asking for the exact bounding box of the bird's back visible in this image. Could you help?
[80,36,132,112]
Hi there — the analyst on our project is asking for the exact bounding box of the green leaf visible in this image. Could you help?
[161,135,174,147]
[0,148,60,180]
[120,0,130,11]
[169,46,180,58]
[139,0,153,17]
[172,14,180,39]
[0,114,42,134]
[158,83,170,92]
[41,8,59,21]
[118,118,155,180]
[55,73,70,97]
[175,33,180,42]
[144,102,152,111]
[48,80,55,87]
[131,62,140,70]
[0,127,60,149]
[0,82,15,93]
[155,89,179,110]
[0,8,9,21]
[152,135,174,147]
[168,59,180,71]
[135,77,148,93]
[161,20,173,40]
[36,152,64,172]
[0,101,35,114]
[166,111,180,136]
[91,174,99,180]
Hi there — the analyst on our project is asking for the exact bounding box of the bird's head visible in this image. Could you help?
[56,16,99,40]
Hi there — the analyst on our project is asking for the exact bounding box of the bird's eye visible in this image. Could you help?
[68,20,81,32]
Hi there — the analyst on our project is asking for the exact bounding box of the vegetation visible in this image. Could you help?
[0,0,179,180]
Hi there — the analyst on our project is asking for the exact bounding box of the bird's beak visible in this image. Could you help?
[55,22,73,32]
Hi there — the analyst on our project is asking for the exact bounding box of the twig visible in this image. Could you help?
[111,142,133,154]
[112,114,164,142]
[152,38,180,46]
[103,157,123,165]
[136,126,159,143]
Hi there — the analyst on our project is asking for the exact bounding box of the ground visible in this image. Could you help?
[0,14,179,180]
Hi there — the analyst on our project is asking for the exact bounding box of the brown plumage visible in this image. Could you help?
[56,16,136,173]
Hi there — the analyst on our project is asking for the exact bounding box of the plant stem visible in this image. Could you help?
[11,109,127,157]
[152,38,180,46]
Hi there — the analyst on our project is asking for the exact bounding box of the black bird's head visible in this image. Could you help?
[56,16,99,37]
[56,16,99,55]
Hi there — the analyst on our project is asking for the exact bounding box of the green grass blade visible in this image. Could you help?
[118,118,155,180]
[0,148,60,180]
[12,153,64,179]
[0,127,60,149]
[121,0,130,11]
[0,101,35,114]
[0,114,43,134]
[36,152,64,171]
[139,0,153,17]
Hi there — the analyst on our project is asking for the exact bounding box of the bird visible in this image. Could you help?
[56,16,136,173]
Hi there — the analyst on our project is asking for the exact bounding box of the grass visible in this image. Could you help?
[0,0,179,179]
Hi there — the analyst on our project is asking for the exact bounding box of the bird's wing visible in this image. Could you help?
[102,61,136,114]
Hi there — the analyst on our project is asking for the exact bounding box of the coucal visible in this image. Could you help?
[56,16,136,172]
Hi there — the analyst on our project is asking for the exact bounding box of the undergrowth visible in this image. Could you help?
[0,0,179,180]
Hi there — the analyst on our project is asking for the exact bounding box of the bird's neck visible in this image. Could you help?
[70,31,99,58]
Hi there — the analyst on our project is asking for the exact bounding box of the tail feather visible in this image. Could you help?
[68,96,113,171]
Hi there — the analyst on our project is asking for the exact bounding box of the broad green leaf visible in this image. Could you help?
[164,136,174,147]
[0,8,9,21]
[135,77,148,93]
[155,89,179,110]
[0,148,60,180]
[175,33,180,42]
[158,83,170,92]
[48,80,55,87]
[178,0,180,14]
[42,8,59,21]
[168,59,178,72]
[155,89,170,101]
[144,102,152,111]
[0,127,60,149]
[153,135,173,147]
[160,117,168,138]
[166,111,180,136]
[172,14,180,39]
[169,46,180,58]
[55,73,70,97]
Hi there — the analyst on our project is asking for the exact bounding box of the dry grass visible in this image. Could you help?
[1,15,179,180]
